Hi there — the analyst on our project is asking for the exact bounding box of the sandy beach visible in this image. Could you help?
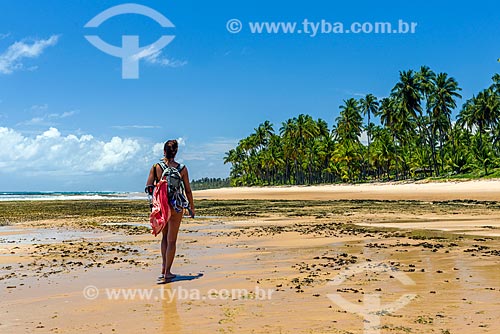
[195,179,500,202]
[1,180,500,333]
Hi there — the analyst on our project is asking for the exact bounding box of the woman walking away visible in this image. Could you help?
[145,139,195,283]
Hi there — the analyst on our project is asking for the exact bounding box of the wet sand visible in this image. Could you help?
[1,181,500,333]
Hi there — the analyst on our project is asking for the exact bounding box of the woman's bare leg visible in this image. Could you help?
[164,211,183,278]
[161,222,169,275]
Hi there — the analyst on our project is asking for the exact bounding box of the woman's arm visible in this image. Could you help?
[146,165,156,187]
[182,167,195,217]
[145,165,157,210]
[145,165,160,208]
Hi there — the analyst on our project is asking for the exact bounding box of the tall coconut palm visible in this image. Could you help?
[417,66,437,173]
[360,94,379,178]
[334,99,363,181]
[492,73,500,94]
[458,88,499,175]
[378,97,400,178]
[253,120,274,150]
[418,66,437,103]
[224,68,499,186]
[445,122,472,174]
[428,73,462,174]
[391,70,422,131]
[336,98,363,143]
[279,118,297,183]
[267,134,285,184]
[295,114,320,183]
[391,70,423,177]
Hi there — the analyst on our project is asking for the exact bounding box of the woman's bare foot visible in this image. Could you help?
[156,273,177,284]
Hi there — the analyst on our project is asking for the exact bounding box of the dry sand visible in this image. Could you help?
[1,180,499,333]
[194,179,500,201]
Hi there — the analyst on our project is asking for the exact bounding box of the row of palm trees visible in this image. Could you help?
[224,67,500,185]
[190,177,230,190]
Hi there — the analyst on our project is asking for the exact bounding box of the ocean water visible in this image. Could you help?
[0,191,146,201]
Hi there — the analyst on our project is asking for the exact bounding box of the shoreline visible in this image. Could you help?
[3,179,499,202]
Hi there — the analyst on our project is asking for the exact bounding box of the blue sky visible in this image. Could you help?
[0,0,499,191]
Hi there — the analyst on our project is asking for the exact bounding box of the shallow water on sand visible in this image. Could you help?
[0,226,126,245]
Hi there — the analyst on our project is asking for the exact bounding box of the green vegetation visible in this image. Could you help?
[1,199,498,224]
[0,200,150,224]
[190,177,230,190]
[224,68,500,185]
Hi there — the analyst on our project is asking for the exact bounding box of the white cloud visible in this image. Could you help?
[0,127,143,175]
[144,51,187,68]
[0,35,59,74]
[21,117,49,126]
[28,104,49,112]
[112,125,161,130]
[91,137,141,172]
[131,45,187,68]
[59,110,78,118]
[151,137,187,157]
[152,142,164,157]
[0,128,234,187]
[131,45,156,61]
[180,138,238,161]
[177,137,186,147]
[20,109,78,126]
[39,127,60,138]
[0,33,10,40]
[131,44,187,68]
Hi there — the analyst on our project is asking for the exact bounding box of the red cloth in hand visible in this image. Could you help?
[149,179,171,236]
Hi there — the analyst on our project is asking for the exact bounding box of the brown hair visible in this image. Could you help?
[164,139,178,159]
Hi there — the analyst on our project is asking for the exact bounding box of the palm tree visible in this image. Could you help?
[370,126,395,180]
[253,120,274,150]
[391,70,422,128]
[360,94,379,178]
[333,141,362,182]
[445,123,472,174]
[224,68,499,186]
[418,66,437,103]
[428,73,462,174]
[267,134,285,184]
[458,88,499,175]
[280,118,298,184]
[391,70,423,177]
[295,114,320,184]
[334,99,363,181]
[492,73,500,94]
[466,91,497,141]
[336,98,363,143]
[378,97,400,178]
[417,66,436,174]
